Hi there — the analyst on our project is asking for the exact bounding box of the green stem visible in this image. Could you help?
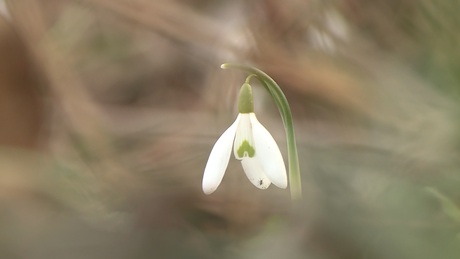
[222,63,302,200]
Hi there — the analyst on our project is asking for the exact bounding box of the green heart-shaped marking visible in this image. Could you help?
[236,140,255,158]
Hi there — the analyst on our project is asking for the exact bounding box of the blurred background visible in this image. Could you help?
[1,0,460,258]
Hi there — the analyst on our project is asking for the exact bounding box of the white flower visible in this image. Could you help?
[202,112,287,194]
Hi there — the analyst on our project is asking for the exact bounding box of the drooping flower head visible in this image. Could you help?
[202,81,287,194]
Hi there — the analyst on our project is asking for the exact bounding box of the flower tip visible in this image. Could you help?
[202,177,219,195]
[269,175,288,189]
[279,182,288,189]
[202,188,215,195]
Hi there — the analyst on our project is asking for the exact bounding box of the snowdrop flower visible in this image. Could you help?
[202,82,287,194]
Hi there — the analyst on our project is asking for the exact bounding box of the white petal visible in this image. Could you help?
[202,115,241,194]
[241,157,271,189]
[250,113,288,189]
[233,114,255,160]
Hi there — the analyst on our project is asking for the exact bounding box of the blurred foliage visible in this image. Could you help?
[1,0,460,258]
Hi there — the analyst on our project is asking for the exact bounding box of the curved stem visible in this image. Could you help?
[221,63,302,200]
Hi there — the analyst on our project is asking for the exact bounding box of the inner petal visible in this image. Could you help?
[233,113,256,160]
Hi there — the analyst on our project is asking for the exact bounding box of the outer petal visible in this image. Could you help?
[241,157,271,189]
[250,113,288,189]
[202,115,241,194]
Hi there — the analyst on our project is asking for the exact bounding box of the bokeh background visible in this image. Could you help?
[1,0,460,258]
